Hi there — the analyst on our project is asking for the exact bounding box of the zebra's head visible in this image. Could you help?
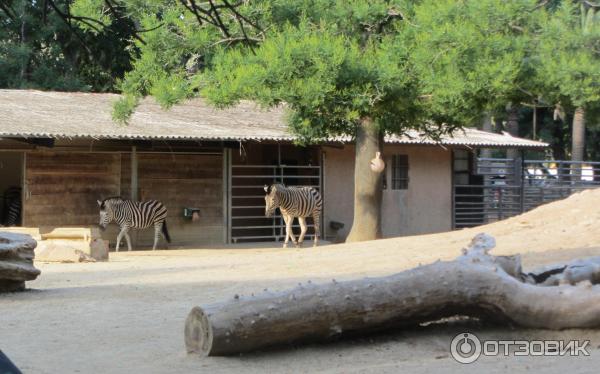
[264,184,281,217]
[97,198,116,230]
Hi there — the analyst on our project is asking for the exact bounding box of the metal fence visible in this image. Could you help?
[229,164,321,243]
[454,158,600,229]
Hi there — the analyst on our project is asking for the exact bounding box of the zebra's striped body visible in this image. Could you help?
[97,197,171,251]
[264,184,322,247]
[1,187,21,227]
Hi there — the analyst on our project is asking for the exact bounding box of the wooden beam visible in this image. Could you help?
[131,146,138,202]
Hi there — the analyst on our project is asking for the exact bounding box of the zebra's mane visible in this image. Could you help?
[267,183,286,194]
[100,196,127,208]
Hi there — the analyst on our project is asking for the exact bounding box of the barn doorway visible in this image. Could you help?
[228,144,322,243]
[0,152,24,226]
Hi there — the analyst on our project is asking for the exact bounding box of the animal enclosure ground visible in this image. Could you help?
[2,189,600,373]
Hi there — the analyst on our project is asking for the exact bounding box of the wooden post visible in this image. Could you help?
[131,146,138,202]
[222,148,231,244]
[130,146,139,249]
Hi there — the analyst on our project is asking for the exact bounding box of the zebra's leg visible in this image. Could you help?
[153,222,161,250]
[286,215,298,247]
[312,212,320,247]
[282,214,290,248]
[115,226,128,252]
[124,231,133,251]
[297,217,307,248]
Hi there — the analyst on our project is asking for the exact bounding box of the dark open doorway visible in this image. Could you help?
[0,152,24,227]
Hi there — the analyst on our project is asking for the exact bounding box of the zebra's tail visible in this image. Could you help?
[162,220,171,243]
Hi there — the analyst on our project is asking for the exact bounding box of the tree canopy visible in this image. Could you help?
[0,0,134,91]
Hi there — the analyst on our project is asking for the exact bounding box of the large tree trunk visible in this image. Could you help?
[345,117,383,242]
[185,234,600,356]
[571,107,586,181]
[480,112,493,159]
[505,104,520,160]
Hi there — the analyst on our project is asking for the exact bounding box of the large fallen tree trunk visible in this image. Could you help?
[185,234,600,356]
[0,232,41,292]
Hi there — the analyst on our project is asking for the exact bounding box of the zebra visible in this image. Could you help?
[1,187,21,227]
[97,197,171,251]
[264,183,322,248]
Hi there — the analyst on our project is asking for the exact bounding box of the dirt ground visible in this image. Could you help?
[2,189,600,373]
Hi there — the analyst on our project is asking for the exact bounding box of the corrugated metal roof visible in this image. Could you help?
[0,89,547,148]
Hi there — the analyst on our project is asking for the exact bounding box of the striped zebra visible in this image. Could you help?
[97,197,171,251]
[264,183,322,248]
[1,187,21,227]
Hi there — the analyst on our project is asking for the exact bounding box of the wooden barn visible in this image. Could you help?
[0,90,547,249]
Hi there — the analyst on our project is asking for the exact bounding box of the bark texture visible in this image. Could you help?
[0,232,40,292]
[345,117,383,242]
[185,234,600,356]
[505,104,520,160]
[479,112,493,159]
[571,107,586,162]
[571,107,585,181]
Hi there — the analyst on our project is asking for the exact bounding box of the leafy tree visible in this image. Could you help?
[0,0,134,91]
[536,1,600,167]
[409,0,545,159]
[74,0,444,242]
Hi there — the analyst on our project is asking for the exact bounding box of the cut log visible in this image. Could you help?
[0,232,41,292]
[185,233,600,356]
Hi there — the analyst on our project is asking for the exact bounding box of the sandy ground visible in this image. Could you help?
[2,189,600,373]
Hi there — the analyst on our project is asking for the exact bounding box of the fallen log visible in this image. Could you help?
[185,234,600,356]
[0,232,41,292]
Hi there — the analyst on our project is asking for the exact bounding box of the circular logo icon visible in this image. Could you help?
[450,333,482,364]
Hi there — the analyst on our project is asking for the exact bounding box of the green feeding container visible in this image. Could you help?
[183,207,200,218]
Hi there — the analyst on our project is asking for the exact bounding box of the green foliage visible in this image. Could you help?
[66,0,600,157]
[536,2,600,110]
[410,0,543,125]
[112,94,138,124]
[70,0,112,34]
[0,0,134,92]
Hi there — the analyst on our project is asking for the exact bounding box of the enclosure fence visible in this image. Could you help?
[229,164,321,243]
[454,158,600,229]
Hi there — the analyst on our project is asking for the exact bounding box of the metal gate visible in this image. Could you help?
[454,157,600,229]
[228,163,322,243]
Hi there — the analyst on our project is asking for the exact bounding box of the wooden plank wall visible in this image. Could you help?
[24,152,121,227]
[23,151,224,247]
[127,153,224,247]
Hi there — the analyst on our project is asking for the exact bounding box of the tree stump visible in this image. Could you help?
[0,232,41,292]
[185,233,600,356]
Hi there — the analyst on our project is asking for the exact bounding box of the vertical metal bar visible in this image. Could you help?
[321,150,326,240]
[498,188,503,221]
[519,150,525,214]
[228,149,233,244]
[451,150,456,230]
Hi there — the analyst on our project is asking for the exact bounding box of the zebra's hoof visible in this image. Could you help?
[283,243,288,248]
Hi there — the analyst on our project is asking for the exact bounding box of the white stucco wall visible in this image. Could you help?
[322,145,452,240]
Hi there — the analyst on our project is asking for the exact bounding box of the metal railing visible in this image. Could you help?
[454,158,600,229]
[229,164,321,243]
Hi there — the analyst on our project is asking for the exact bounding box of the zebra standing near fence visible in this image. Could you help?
[1,187,21,227]
[264,183,322,248]
[97,197,171,251]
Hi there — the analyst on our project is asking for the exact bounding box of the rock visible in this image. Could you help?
[35,240,99,263]
[0,232,41,292]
